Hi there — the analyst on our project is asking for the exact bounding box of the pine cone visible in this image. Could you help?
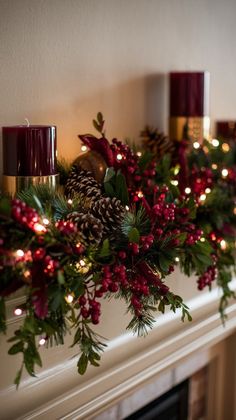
[65,167,102,203]
[141,126,177,161]
[67,212,104,246]
[90,197,125,236]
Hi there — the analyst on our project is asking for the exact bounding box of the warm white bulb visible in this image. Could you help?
[136,151,142,157]
[125,205,130,211]
[185,187,191,194]
[171,180,179,186]
[220,239,227,250]
[205,188,211,194]
[200,194,206,202]
[81,145,87,152]
[67,199,73,205]
[137,191,144,198]
[116,154,123,160]
[222,143,230,152]
[39,337,46,346]
[42,218,50,225]
[212,163,218,170]
[200,237,206,242]
[175,257,180,262]
[221,168,229,177]
[79,259,86,267]
[65,294,74,304]
[34,223,46,233]
[212,138,219,147]
[14,308,23,316]
[193,142,200,149]
[16,249,24,258]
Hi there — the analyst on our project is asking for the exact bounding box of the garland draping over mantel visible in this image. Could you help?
[0,114,235,386]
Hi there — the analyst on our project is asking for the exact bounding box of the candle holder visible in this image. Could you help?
[169,72,210,143]
[2,125,59,195]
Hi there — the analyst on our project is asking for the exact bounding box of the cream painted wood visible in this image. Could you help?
[0,273,236,419]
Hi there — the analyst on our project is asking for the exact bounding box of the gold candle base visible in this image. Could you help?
[169,116,210,143]
[2,174,59,196]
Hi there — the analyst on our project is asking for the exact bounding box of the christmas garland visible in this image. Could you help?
[1,113,235,387]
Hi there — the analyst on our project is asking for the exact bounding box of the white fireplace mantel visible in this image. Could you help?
[1,271,236,420]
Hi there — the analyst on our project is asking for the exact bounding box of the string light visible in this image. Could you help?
[137,191,144,198]
[221,168,228,178]
[14,308,23,316]
[39,337,46,346]
[222,143,230,152]
[81,145,87,152]
[200,237,206,242]
[23,270,31,279]
[205,188,211,194]
[199,194,206,202]
[175,257,180,262]
[79,259,86,267]
[193,142,200,149]
[185,187,191,194]
[65,294,74,304]
[174,166,180,175]
[34,223,46,233]
[212,139,219,147]
[15,249,24,258]
[136,151,142,157]
[42,218,50,225]
[212,163,218,170]
[116,154,123,160]
[220,239,227,250]
[125,205,130,211]
[171,180,179,186]
[67,199,73,205]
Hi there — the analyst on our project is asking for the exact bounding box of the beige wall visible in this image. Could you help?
[1,0,236,172]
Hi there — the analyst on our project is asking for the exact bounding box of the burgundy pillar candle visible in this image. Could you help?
[216,121,236,140]
[2,124,59,195]
[169,71,210,143]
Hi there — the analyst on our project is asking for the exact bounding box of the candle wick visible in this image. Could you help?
[24,118,30,127]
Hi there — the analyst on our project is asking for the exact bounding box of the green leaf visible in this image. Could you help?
[57,270,65,285]
[24,317,37,334]
[128,227,140,244]
[115,172,129,205]
[14,366,23,389]
[104,167,116,183]
[138,151,153,171]
[99,239,110,258]
[97,112,103,124]
[77,352,88,375]
[8,341,24,355]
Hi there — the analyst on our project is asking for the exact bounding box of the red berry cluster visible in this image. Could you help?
[56,220,77,235]
[185,224,203,246]
[79,294,101,325]
[32,248,59,276]
[151,188,176,227]
[197,265,217,290]
[11,199,40,229]
[111,139,138,176]
[190,167,213,197]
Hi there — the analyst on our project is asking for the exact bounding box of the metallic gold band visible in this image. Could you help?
[169,116,210,143]
[2,174,60,196]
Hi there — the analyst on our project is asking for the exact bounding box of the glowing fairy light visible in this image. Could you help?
[193,142,200,149]
[222,143,230,152]
[81,145,88,152]
[136,151,142,157]
[39,337,46,346]
[185,187,191,194]
[125,205,130,211]
[199,194,206,202]
[212,138,219,147]
[221,168,228,178]
[171,180,179,186]
[220,239,227,250]
[15,249,24,258]
[116,154,123,160]
[65,294,74,304]
[67,199,73,205]
[34,223,46,233]
[42,218,50,225]
[200,237,206,242]
[205,188,211,194]
[212,163,218,170]
[175,257,180,262]
[79,259,86,267]
[137,191,144,198]
[23,270,31,279]
[14,308,23,316]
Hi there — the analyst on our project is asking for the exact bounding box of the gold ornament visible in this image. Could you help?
[73,150,107,183]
